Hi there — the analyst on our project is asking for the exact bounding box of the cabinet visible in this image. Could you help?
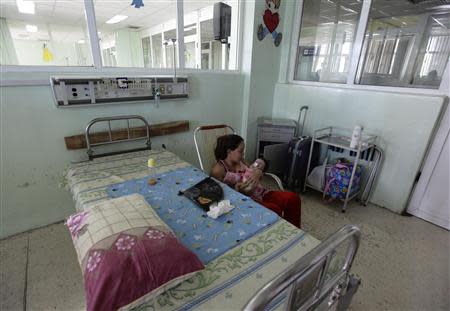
[256,118,296,176]
[256,118,296,157]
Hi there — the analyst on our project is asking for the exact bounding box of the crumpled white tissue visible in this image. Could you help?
[207,200,235,219]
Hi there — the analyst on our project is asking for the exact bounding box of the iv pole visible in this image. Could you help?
[163,38,178,83]
[171,38,177,83]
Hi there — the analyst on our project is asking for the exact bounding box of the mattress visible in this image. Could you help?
[66,150,320,310]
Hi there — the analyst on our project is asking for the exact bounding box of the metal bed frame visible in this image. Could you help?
[193,124,285,190]
[244,224,361,311]
[85,115,152,160]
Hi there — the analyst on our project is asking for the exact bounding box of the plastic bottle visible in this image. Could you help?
[350,125,363,149]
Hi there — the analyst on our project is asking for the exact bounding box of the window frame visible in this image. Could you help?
[288,0,450,95]
[0,0,242,74]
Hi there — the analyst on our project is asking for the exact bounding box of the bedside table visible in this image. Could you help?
[256,118,297,156]
[256,118,296,177]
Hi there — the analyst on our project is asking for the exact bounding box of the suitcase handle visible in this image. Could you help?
[295,106,308,137]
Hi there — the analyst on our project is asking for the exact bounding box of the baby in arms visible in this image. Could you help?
[242,159,267,201]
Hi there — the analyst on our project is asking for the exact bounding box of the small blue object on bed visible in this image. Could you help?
[107,166,279,264]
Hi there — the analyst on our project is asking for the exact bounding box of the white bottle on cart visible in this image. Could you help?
[350,125,363,149]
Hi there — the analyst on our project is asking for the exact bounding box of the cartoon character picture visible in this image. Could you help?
[131,0,144,8]
[257,0,282,46]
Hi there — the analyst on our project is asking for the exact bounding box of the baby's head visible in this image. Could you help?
[252,159,266,170]
[242,159,266,187]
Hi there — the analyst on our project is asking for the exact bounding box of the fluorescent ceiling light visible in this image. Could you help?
[340,5,356,14]
[432,17,448,30]
[17,0,35,14]
[184,26,196,32]
[106,15,128,24]
[427,5,450,11]
[25,24,37,32]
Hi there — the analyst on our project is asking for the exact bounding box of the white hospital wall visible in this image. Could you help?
[12,40,89,66]
[271,1,446,214]
[115,29,145,68]
[2,0,447,237]
[272,84,445,213]
[0,72,244,238]
[0,0,259,239]
[239,0,286,161]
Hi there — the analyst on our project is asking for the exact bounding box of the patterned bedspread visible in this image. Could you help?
[66,150,321,310]
[106,167,280,264]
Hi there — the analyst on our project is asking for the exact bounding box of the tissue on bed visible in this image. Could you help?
[206,200,234,219]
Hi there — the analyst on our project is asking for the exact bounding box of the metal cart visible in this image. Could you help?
[303,127,378,212]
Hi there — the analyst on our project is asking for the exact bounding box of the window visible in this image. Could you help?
[163,29,177,68]
[1,0,240,71]
[184,23,197,68]
[142,36,151,67]
[292,0,450,90]
[0,0,93,66]
[356,0,450,89]
[94,0,177,68]
[183,0,239,70]
[293,0,363,83]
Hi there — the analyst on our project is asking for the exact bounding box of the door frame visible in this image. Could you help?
[407,101,449,229]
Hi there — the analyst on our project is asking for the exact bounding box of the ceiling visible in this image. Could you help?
[302,0,450,26]
[370,0,450,19]
[1,0,449,44]
[0,0,210,42]
[300,0,450,44]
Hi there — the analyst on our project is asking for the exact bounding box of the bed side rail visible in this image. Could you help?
[243,224,361,311]
[85,115,151,160]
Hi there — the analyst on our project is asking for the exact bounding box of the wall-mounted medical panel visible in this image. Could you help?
[50,76,188,107]
[155,77,189,100]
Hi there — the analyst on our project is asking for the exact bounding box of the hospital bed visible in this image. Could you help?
[66,115,361,310]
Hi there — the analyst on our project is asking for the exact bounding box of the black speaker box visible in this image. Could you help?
[213,2,232,43]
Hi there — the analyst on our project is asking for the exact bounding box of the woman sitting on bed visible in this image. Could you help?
[211,134,301,228]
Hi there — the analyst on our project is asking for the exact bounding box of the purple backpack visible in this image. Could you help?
[324,162,362,200]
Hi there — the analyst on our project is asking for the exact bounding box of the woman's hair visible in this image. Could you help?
[214,134,244,160]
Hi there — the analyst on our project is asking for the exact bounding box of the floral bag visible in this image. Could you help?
[323,161,362,200]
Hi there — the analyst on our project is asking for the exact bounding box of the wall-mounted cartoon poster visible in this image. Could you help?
[131,0,144,8]
[257,0,282,46]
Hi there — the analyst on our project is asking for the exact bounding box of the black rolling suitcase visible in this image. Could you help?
[284,106,319,189]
